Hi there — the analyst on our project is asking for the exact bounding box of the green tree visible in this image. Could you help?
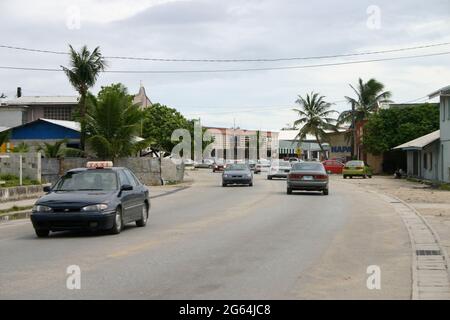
[363,103,440,155]
[337,78,392,158]
[37,139,73,158]
[0,130,10,146]
[12,142,29,153]
[85,83,149,160]
[61,45,107,151]
[293,92,337,159]
[142,103,190,154]
[339,78,392,124]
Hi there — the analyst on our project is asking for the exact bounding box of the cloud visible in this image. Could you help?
[0,0,449,131]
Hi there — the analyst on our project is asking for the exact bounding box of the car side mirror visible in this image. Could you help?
[121,184,133,191]
[43,186,51,193]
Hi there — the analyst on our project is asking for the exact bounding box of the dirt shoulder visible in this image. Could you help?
[342,176,450,260]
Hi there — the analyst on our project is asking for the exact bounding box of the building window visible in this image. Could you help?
[43,106,72,120]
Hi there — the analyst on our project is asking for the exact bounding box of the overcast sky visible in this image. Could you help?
[0,0,449,131]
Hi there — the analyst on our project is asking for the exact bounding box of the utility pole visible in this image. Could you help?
[351,101,356,160]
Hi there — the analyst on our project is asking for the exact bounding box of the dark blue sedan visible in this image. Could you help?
[30,162,150,237]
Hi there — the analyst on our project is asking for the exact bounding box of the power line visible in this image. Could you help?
[0,50,449,74]
[1,42,450,63]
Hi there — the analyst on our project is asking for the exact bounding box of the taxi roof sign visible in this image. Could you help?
[86,161,113,169]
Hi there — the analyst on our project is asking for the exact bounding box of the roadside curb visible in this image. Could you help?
[0,185,191,223]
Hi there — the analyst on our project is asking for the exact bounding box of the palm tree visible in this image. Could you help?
[0,130,9,147]
[293,92,338,160]
[12,142,29,153]
[338,78,392,124]
[61,45,107,150]
[37,139,71,158]
[85,83,152,160]
[338,78,392,158]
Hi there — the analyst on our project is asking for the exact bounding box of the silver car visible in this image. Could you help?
[287,162,329,195]
[267,160,292,179]
[222,164,253,187]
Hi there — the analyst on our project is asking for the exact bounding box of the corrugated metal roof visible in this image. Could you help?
[40,119,80,132]
[6,96,79,105]
[394,130,440,150]
[429,85,450,99]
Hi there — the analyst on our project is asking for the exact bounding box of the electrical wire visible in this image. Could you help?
[0,51,449,74]
[1,42,450,62]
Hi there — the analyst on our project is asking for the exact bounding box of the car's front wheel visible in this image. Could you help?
[136,203,148,227]
[267,176,272,180]
[323,188,329,195]
[111,207,123,234]
[287,187,292,194]
[249,182,253,187]
[222,182,227,187]
[35,229,49,238]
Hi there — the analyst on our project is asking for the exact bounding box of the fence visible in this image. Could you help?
[0,153,184,187]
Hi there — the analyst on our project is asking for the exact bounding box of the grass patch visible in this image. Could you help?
[0,205,34,215]
[0,174,40,188]
[439,184,450,191]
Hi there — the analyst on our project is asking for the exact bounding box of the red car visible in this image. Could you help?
[322,160,344,174]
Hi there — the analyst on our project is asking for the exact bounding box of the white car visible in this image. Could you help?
[255,159,271,173]
[267,160,292,179]
[183,159,194,167]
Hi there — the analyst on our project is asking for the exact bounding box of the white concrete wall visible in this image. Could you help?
[0,109,23,127]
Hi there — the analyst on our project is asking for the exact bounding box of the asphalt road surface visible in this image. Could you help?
[0,170,412,299]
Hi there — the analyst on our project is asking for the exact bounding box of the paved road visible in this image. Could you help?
[0,170,411,299]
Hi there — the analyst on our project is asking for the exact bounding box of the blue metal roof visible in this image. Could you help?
[10,119,80,140]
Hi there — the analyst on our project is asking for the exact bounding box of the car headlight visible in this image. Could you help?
[81,204,108,212]
[223,174,229,178]
[32,205,53,213]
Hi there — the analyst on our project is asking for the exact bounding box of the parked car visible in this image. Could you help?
[267,160,292,179]
[247,159,257,171]
[183,158,195,167]
[288,157,300,163]
[212,159,225,172]
[287,162,329,195]
[342,160,373,179]
[255,159,271,173]
[195,158,214,168]
[322,160,345,174]
[222,163,253,187]
[30,161,150,237]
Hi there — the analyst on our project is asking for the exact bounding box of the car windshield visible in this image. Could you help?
[292,163,325,172]
[53,170,118,191]
[225,164,248,171]
[278,161,291,167]
[346,161,364,167]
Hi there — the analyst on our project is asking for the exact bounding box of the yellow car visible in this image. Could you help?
[343,160,373,179]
